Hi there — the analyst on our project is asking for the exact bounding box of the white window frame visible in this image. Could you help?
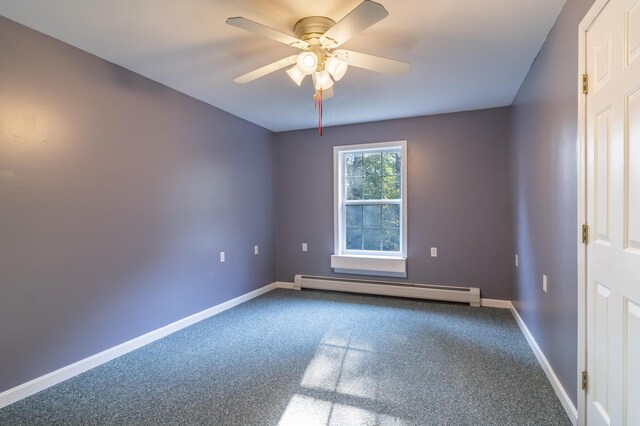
[331,141,407,277]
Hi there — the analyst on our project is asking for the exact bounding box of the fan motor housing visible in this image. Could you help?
[294,16,336,41]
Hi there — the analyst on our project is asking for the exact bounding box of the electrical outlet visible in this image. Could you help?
[219,252,225,263]
[254,245,259,255]
[515,254,519,267]
[302,243,308,252]
[543,274,548,293]
[430,247,437,257]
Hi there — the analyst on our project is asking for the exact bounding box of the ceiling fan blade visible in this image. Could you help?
[226,17,308,49]
[339,50,409,74]
[234,55,297,84]
[320,1,388,48]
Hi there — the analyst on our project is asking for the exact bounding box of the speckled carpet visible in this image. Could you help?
[0,289,570,425]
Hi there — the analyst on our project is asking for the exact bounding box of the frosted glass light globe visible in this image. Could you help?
[326,56,348,81]
[286,65,306,86]
[313,70,334,91]
[297,52,318,75]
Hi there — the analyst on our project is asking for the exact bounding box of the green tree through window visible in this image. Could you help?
[344,149,402,252]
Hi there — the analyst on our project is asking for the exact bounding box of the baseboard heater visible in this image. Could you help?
[293,275,480,307]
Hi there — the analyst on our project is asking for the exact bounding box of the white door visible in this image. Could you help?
[585,0,640,424]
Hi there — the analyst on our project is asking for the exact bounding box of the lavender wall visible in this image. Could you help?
[511,0,595,405]
[0,16,276,393]
[275,108,513,300]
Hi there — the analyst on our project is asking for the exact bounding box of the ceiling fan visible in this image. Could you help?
[226,0,410,101]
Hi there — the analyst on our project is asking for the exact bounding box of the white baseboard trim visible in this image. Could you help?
[480,298,511,309]
[275,281,295,289]
[0,282,278,409]
[509,303,578,425]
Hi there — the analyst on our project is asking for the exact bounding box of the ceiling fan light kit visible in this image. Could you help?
[226,0,409,135]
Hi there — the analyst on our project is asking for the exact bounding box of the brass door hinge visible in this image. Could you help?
[582,224,589,244]
[582,74,589,94]
[582,371,589,390]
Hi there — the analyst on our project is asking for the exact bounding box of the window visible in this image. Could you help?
[332,141,407,277]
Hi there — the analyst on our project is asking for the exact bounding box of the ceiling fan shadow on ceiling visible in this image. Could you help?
[226,0,409,135]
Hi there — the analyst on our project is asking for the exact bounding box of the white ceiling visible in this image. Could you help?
[0,0,566,132]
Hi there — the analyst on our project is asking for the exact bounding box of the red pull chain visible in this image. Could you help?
[314,89,323,136]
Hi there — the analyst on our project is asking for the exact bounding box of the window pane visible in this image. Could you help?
[346,228,363,250]
[345,154,363,177]
[363,153,382,177]
[346,205,363,228]
[382,228,400,251]
[363,205,381,227]
[382,152,401,176]
[382,204,400,228]
[346,177,363,200]
[383,175,401,199]
[364,176,382,199]
[363,228,382,250]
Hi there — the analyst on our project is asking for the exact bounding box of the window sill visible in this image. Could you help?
[331,254,407,278]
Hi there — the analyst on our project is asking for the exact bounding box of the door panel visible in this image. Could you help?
[624,300,640,424]
[593,281,611,422]
[596,35,612,91]
[625,87,640,251]
[625,0,640,65]
[595,108,612,244]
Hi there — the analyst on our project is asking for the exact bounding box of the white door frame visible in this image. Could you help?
[576,1,611,424]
